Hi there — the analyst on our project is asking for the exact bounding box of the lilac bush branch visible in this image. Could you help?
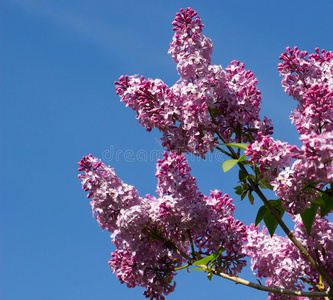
[201,267,332,299]
[163,232,332,298]
[78,7,333,300]
[213,127,333,289]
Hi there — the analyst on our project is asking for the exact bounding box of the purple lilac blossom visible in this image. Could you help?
[246,213,333,300]
[115,7,273,158]
[78,152,247,299]
[275,48,333,213]
[80,6,333,299]
[246,47,333,214]
[168,7,213,81]
[203,61,273,143]
[278,47,333,134]
[245,133,299,182]
[272,131,333,214]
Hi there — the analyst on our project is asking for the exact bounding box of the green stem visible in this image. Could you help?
[216,146,233,158]
[174,264,189,271]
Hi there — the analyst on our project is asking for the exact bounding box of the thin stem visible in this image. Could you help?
[202,265,332,298]
[216,146,233,158]
[225,139,333,288]
[168,237,332,298]
[208,107,333,288]
[174,264,189,271]
[187,229,197,259]
[153,223,332,298]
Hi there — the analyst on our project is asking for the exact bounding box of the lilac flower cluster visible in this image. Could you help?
[274,48,333,213]
[78,152,247,299]
[278,47,333,136]
[115,7,272,157]
[272,131,333,213]
[245,47,333,214]
[246,213,333,299]
[168,7,213,81]
[245,133,299,182]
[80,6,333,299]
[203,61,273,143]
[244,134,315,213]
[78,154,141,232]
[115,75,218,157]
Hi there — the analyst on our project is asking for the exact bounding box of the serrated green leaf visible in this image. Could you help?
[221,143,248,150]
[222,159,238,172]
[301,205,319,237]
[255,205,269,226]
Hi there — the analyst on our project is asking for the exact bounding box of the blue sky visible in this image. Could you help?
[1,1,333,299]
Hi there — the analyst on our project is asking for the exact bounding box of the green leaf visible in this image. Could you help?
[234,185,244,195]
[191,267,205,271]
[221,143,248,150]
[212,108,222,116]
[248,193,254,205]
[192,247,224,266]
[261,200,285,236]
[311,197,326,207]
[222,154,247,173]
[258,181,266,189]
[240,191,247,200]
[263,211,279,237]
[255,205,269,226]
[238,169,248,181]
[192,256,212,266]
[207,273,212,281]
[320,194,333,217]
[238,154,247,162]
[301,205,319,237]
[181,234,186,242]
[222,159,238,172]
[166,275,172,284]
[259,178,273,190]
[210,247,224,261]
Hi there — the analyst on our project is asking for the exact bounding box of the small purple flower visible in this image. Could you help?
[79,152,247,299]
